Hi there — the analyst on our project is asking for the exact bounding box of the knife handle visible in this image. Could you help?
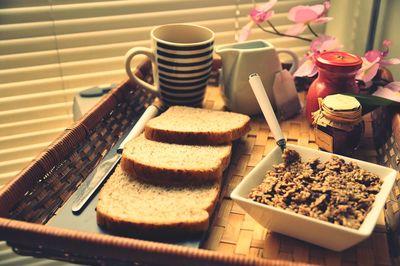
[118,104,160,151]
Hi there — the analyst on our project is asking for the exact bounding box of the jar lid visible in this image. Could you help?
[312,94,362,132]
[322,94,362,123]
[323,94,360,111]
[315,51,363,73]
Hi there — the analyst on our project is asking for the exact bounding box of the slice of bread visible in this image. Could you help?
[121,135,231,185]
[97,165,220,237]
[144,106,251,145]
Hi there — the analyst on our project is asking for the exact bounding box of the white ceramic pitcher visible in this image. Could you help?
[216,39,298,115]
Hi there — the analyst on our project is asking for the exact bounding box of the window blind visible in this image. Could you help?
[0,0,325,185]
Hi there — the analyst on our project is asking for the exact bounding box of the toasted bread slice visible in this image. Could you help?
[144,106,251,145]
[121,135,231,185]
[96,166,220,237]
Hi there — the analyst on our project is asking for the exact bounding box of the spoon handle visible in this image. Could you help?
[249,73,286,150]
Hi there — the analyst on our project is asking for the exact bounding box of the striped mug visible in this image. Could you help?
[125,24,214,107]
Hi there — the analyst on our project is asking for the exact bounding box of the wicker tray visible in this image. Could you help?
[0,59,396,265]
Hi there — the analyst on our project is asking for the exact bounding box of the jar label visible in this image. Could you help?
[315,128,333,152]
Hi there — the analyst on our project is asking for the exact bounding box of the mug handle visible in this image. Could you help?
[276,49,299,75]
[125,47,159,96]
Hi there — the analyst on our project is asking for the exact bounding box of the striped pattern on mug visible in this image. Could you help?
[155,41,214,107]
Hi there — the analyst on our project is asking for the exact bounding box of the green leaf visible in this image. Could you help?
[342,93,400,115]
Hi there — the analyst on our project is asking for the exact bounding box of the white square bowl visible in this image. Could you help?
[231,143,396,251]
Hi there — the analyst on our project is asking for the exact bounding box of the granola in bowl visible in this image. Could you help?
[249,149,382,229]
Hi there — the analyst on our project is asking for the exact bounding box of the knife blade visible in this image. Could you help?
[71,104,160,213]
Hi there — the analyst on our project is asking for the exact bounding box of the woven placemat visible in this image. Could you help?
[201,87,392,266]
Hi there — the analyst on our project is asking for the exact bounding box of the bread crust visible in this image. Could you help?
[144,106,251,145]
[144,119,250,145]
[145,127,230,145]
[96,166,221,238]
[96,207,210,238]
[121,146,231,185]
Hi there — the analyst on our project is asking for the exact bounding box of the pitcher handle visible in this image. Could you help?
[276,49,299,75]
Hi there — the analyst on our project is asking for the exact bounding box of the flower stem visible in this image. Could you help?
[307,24,319,37]
[257,22,312,42]
[266,20,283,35]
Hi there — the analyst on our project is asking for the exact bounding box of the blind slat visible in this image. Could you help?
[62,69,126,90]
[0,37,57,55]
[0,142,50,162]
[0,103,71,124]
[0,127,65,150]
[0,157,36,179]
[0,77,63,98]
[0,171,20,185]
[59,41,149,63]
[0,170,32,185]
[56,27,150,49]
[0,64,61,84]
[0,0,50,9]
[0,50,59,70]
[0,21,54,40]
[0,5,50,24]
[0,90,74,111]
[0,115,72,137]
[1,64,128,88]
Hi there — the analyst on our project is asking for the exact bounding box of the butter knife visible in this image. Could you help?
[71,104,160,213]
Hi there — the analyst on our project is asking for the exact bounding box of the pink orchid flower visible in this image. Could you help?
[294,35,342,77]
[356,40,400,82]
[373,81,400,102]
[238,0,277,42]
[238,21,255,42]
[286,1,332,36]
[250,0,277,23]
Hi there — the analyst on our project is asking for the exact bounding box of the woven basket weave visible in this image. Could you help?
[0,59,397,265]
[372,107,400,265]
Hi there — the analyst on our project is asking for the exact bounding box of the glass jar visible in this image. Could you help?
[312,94,363,155]
[305,51,363,124]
